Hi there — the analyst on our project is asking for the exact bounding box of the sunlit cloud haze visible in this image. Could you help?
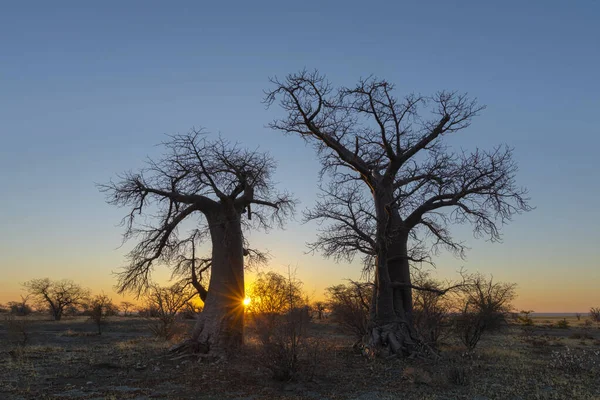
[1,1,599,312]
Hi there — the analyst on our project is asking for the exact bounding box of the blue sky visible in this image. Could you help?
[1,1,598,311]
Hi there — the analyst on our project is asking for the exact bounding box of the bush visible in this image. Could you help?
[556,318,570,329]
[248,269,317,381]
[518,310,534,326]
[590,307,600,327]
[454,312,487,350]
[325,281,372,344]
[143,284,196,340]
[87,294,118,334]
[412,272,455,347]
[453,273,516,350]
[8,296,33,316]
[120,301,135,316]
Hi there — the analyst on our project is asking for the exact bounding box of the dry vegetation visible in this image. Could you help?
[1,312,600,400]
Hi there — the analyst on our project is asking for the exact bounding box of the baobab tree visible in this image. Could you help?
[100,130,294,355]
[265,70,531,357]
[169,229,269,304]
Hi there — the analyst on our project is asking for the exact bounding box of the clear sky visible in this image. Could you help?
[1,1,598,312]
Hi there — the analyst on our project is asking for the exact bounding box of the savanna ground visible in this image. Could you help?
[1,315,599,400]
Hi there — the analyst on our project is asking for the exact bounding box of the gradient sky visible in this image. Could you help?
[1,1,598,312]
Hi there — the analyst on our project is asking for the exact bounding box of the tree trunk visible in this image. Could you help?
[174,207,246,356]
[364,189,427,358]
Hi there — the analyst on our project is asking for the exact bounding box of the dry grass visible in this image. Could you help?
[0,315,599,399]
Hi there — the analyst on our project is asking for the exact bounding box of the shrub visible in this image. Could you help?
[144,284,196,340]
[454,312,486,350]
[8,296,33,316]
[453,273,516,350]
[325,281,372,344]
[120,301,135,316]
[518,310,534,326]
[312,301,326,320]
[556,318,570,329]
[590,307,600,327]
[576,313,582,321]
[87,294,118,334]
[412,272,455,348]
[249,269,316,381]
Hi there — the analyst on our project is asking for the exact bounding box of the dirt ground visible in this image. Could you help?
[1,315,599,400]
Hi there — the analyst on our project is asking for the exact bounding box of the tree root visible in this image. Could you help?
[362,322,440,360]
[169,338,209,355]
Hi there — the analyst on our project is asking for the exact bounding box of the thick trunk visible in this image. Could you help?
[387,229,413,321]
[175,207,246,356]
[365,188,427,358]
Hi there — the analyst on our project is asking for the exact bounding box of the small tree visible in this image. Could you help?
[23,278,89,321]
[249,268,310,381]
[247,270,305,343]
[248,271,303,315]
[326,281,372,345]
[120,301,135,316]
[88,294,117,334]
[144,284,197,340]
[313,301,326,320]
[518,310,535,326]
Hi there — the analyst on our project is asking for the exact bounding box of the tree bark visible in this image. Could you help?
[364,189,424,357]
[176,207,246,356]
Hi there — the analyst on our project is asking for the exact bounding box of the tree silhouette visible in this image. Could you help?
[266,70,531,356]
[100,130,295,355]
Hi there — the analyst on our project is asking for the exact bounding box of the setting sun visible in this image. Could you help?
[243,297,251,306]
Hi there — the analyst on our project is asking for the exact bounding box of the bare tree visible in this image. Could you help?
[145,284,197,340]
[247,271,304,316]
[87,294,117,335]
[590,307,600,327]
[313,301,326,320]
[454,273,516,350]
[23,278,89,321]
[265,70,531,356]
[120,301,135,316]
[100,130,295,355]
[326,281,372,345]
